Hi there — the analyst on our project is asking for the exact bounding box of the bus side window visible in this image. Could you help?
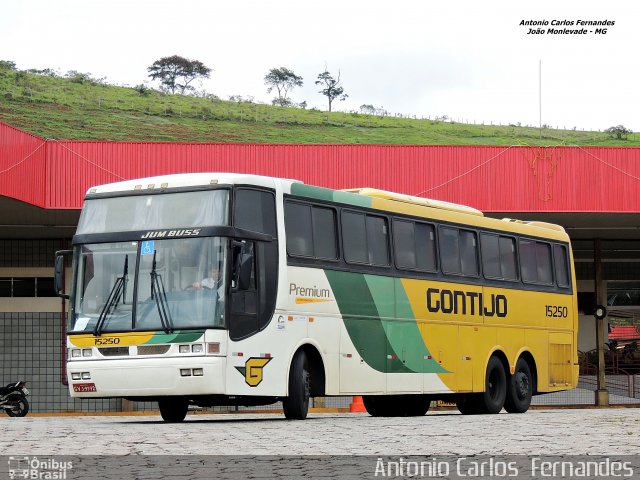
[554,244,570,287]
[520,239,553,285]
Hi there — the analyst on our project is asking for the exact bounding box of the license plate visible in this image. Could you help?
[73,383,97,393]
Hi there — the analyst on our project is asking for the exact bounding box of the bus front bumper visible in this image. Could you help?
[67,356,226,398]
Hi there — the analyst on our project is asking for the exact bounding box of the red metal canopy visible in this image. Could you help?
[2,121,640,213]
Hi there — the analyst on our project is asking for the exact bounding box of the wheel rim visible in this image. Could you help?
[515,371,530,400]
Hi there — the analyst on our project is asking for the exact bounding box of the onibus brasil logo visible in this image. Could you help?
[8,456,73,479]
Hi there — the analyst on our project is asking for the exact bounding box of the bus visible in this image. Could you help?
[56,173,578,422]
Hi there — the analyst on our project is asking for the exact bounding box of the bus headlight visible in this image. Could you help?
[191,344,203,353]
[71,349,81,358]
[82,349,93,357]
[71,373,81,380]
[179,345,190,354]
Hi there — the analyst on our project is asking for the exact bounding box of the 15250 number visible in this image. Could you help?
[545,305,568,318]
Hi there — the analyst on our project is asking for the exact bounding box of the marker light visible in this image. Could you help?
[208,343,220,354]
[179,345,190,354]
[191,344,203,353]
[71,373,81,380]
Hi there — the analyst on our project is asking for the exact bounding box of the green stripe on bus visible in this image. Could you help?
[325,270,411,373]
[290,184,372,208]
[146,331,204,344]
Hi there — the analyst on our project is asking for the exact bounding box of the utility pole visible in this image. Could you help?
[594,239,609,406]
[539,60,542,139]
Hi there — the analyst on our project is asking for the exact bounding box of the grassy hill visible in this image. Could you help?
[0,67,637,145]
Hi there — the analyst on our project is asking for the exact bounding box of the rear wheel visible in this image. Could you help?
[479,356,507,414]
[5,392,29,417]
[504,358,533,413]
[457,356,506,415]
[283,350,310,420]
[158,398,189,423]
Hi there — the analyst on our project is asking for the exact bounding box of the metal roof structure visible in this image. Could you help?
[2,121,640,243]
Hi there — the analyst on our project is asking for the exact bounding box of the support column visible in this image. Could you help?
[594,239,609,406]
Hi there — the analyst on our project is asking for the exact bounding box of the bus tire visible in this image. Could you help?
[504,358,533,413]
[283,350,310,420]
[158,398,189,423]
[402,395,431,416]
[456,394,482,415]
[479,356,507,414]
[362,395,388,417]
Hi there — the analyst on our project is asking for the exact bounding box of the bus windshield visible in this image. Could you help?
[70,237,228,333]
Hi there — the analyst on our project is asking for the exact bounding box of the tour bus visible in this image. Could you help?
[56,173,578,422]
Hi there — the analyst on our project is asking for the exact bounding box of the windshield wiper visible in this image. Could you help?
[150,250,173,334]
[94,255,128,336]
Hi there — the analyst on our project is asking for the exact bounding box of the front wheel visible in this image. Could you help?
[158,398,189,423]
[504,358,533,413]
[283,351,310,420]
[5,393,29,417]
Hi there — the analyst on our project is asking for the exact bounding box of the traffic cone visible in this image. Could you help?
[349,395,367,413]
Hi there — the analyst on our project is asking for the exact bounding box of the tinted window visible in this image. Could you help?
[536,242,553,284]
[12,278,35,297]
[481,234,517,280]
[481,234,501,278]
[393,219,436,271]
[460,230,478,276]
[520,239,553,284]
[439,227,460,274]
[342,211,367,264]
[234,189,277,236]
[36,277,56,297]
[553,244,570,287]
[499,237,518,280]
[312,207,337,260]
[285,202,313,256]
[366,215,389,266]
[342,211,389,266]
[440,227,478,276]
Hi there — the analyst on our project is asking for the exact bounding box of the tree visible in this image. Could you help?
[605,125,632,140]
[147,55,211,95]
[264,67,303,107]
[315,68,348,112]
[0,60,16,71]
[359,104,375,114]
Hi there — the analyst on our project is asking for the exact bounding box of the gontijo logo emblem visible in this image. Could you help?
[235,357,272,386]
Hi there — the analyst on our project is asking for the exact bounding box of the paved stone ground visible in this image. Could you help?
[1,409,639,456]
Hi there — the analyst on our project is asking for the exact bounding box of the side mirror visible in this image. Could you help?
[54,250,72,299]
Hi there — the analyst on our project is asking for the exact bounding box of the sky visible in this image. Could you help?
[1,0,638,131]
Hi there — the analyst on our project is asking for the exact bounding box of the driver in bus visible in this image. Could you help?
[191,265,222,290]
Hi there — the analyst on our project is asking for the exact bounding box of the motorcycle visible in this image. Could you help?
[0,380,30,417]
